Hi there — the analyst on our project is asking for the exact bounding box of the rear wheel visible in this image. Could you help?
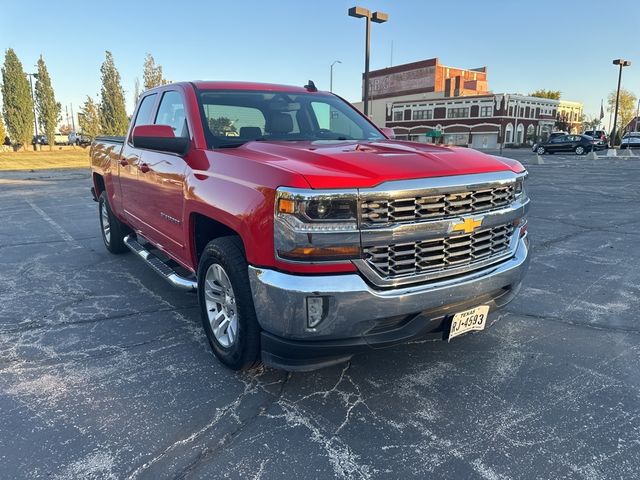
[197,236,261,371]
[575,145,585,155]
[98,191,130,254]
[536,146,545,155]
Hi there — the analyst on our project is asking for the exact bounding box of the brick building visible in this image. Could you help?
[353,57,583,148]
[352,58,490,127]
[386,94,560,148]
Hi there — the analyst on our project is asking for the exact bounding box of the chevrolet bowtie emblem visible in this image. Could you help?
[452,217,482,234]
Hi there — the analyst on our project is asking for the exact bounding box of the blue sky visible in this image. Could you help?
[2,0,639,127]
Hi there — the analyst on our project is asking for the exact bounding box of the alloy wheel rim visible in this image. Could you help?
[204,263,238,348]
[577,147,584,154]
[101,201,111,244]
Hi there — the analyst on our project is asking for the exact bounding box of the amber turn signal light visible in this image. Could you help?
[278,245,360,261]
[277,198,296,214]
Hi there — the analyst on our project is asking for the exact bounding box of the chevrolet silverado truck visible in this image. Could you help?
[90,81,530,371]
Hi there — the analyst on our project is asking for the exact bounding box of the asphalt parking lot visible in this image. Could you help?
[1,149,639,480]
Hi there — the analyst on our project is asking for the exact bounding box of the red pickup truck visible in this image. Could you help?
[90,81,530,371]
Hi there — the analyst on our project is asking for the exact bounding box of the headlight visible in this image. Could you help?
[275,188,360,262]
[277,194,357,222]
[514,173,527,200]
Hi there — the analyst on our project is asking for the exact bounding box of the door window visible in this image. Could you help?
[133,94,157,127]
[155,91,189,138]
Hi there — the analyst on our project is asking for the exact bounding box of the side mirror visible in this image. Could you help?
[380,127,395,139]
[132,125,189,155]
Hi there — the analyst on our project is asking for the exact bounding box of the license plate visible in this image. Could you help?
[448,305,489,341]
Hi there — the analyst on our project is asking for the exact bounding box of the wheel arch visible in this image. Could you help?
[190,212,247,268]
[93,173,106,197]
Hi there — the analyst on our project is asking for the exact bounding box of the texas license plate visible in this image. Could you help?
[448,305,490,341]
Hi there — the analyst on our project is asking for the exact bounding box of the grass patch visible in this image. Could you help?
[0,148,91,171]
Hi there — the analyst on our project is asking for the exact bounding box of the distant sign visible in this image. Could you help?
[368,65,436,99]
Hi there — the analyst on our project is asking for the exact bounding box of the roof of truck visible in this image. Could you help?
[189,81,317,93]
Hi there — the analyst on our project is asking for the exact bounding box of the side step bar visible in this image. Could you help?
[124,235,197,291]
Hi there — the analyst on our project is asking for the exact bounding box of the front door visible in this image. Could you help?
[133,90,189,264]
[119,92,158,230]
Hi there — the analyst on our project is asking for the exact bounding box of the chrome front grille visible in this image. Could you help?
[361,184,515,225]
[363,224,515,279]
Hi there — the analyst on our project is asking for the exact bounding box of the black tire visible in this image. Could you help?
[197,236,261,371]
[536,146,545,155]
[98,191,130,254]
[574,145,585,155]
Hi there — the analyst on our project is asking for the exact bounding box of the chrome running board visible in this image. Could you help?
[124,235,197,291]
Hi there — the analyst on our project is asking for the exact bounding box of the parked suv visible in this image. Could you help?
[583,130,608,148]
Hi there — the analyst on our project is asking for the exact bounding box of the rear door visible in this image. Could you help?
[546,135,566,152]
[119,92,158,228]
[132,89,190,262]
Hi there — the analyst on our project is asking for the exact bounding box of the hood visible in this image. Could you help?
[225,140,524,189]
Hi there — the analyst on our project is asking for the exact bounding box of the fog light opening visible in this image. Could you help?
[306,296,326,329]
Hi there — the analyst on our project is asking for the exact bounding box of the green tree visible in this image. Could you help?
[78,96,101,139]
[0,109,6,144]
[99,51,128,135]
[1,48,34,149]
[607,88,637,137]
[530,89,561,100]
[34,55,61,150]
[143,53,167,90]
[208,116,236,135]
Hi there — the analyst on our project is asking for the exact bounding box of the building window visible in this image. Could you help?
[479,106,492,117]
[447,107,469,119]
[412,109,433,120]
[393,111,403,121]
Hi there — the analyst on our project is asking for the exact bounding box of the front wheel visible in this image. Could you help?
[98,191,130,254]
[197,236,261,371]
[575,146,585,155]
[536,146,545,155]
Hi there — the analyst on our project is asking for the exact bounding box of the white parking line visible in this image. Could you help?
[26,199,80,247]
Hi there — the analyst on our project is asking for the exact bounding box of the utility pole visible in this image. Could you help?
[26,73,39,138]
[70,103,76,132]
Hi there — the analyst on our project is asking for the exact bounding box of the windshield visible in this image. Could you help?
[197,90,384,148]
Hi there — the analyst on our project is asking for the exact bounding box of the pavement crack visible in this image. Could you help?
[0,305,198,334]
[173,371,292,480]
[506,310,640,335]
[124,371,290,480]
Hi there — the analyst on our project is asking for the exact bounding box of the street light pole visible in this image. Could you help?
[348,6,388,117]
[611,58,631,147]
[330,60,341,93]
[26,73,38,138]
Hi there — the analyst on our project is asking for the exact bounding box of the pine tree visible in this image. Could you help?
[34,55,61,150]
[1,48,34,149]
[78,96,101,140]
[143,53,167,90]
[99,51,128,135]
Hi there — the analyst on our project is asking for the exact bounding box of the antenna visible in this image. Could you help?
[304,80,318,92]
[390,40,394,67]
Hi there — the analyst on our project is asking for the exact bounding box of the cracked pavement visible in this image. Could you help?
[1,151,639,479]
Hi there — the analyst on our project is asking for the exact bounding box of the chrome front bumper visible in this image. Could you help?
[248,235,530,342]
